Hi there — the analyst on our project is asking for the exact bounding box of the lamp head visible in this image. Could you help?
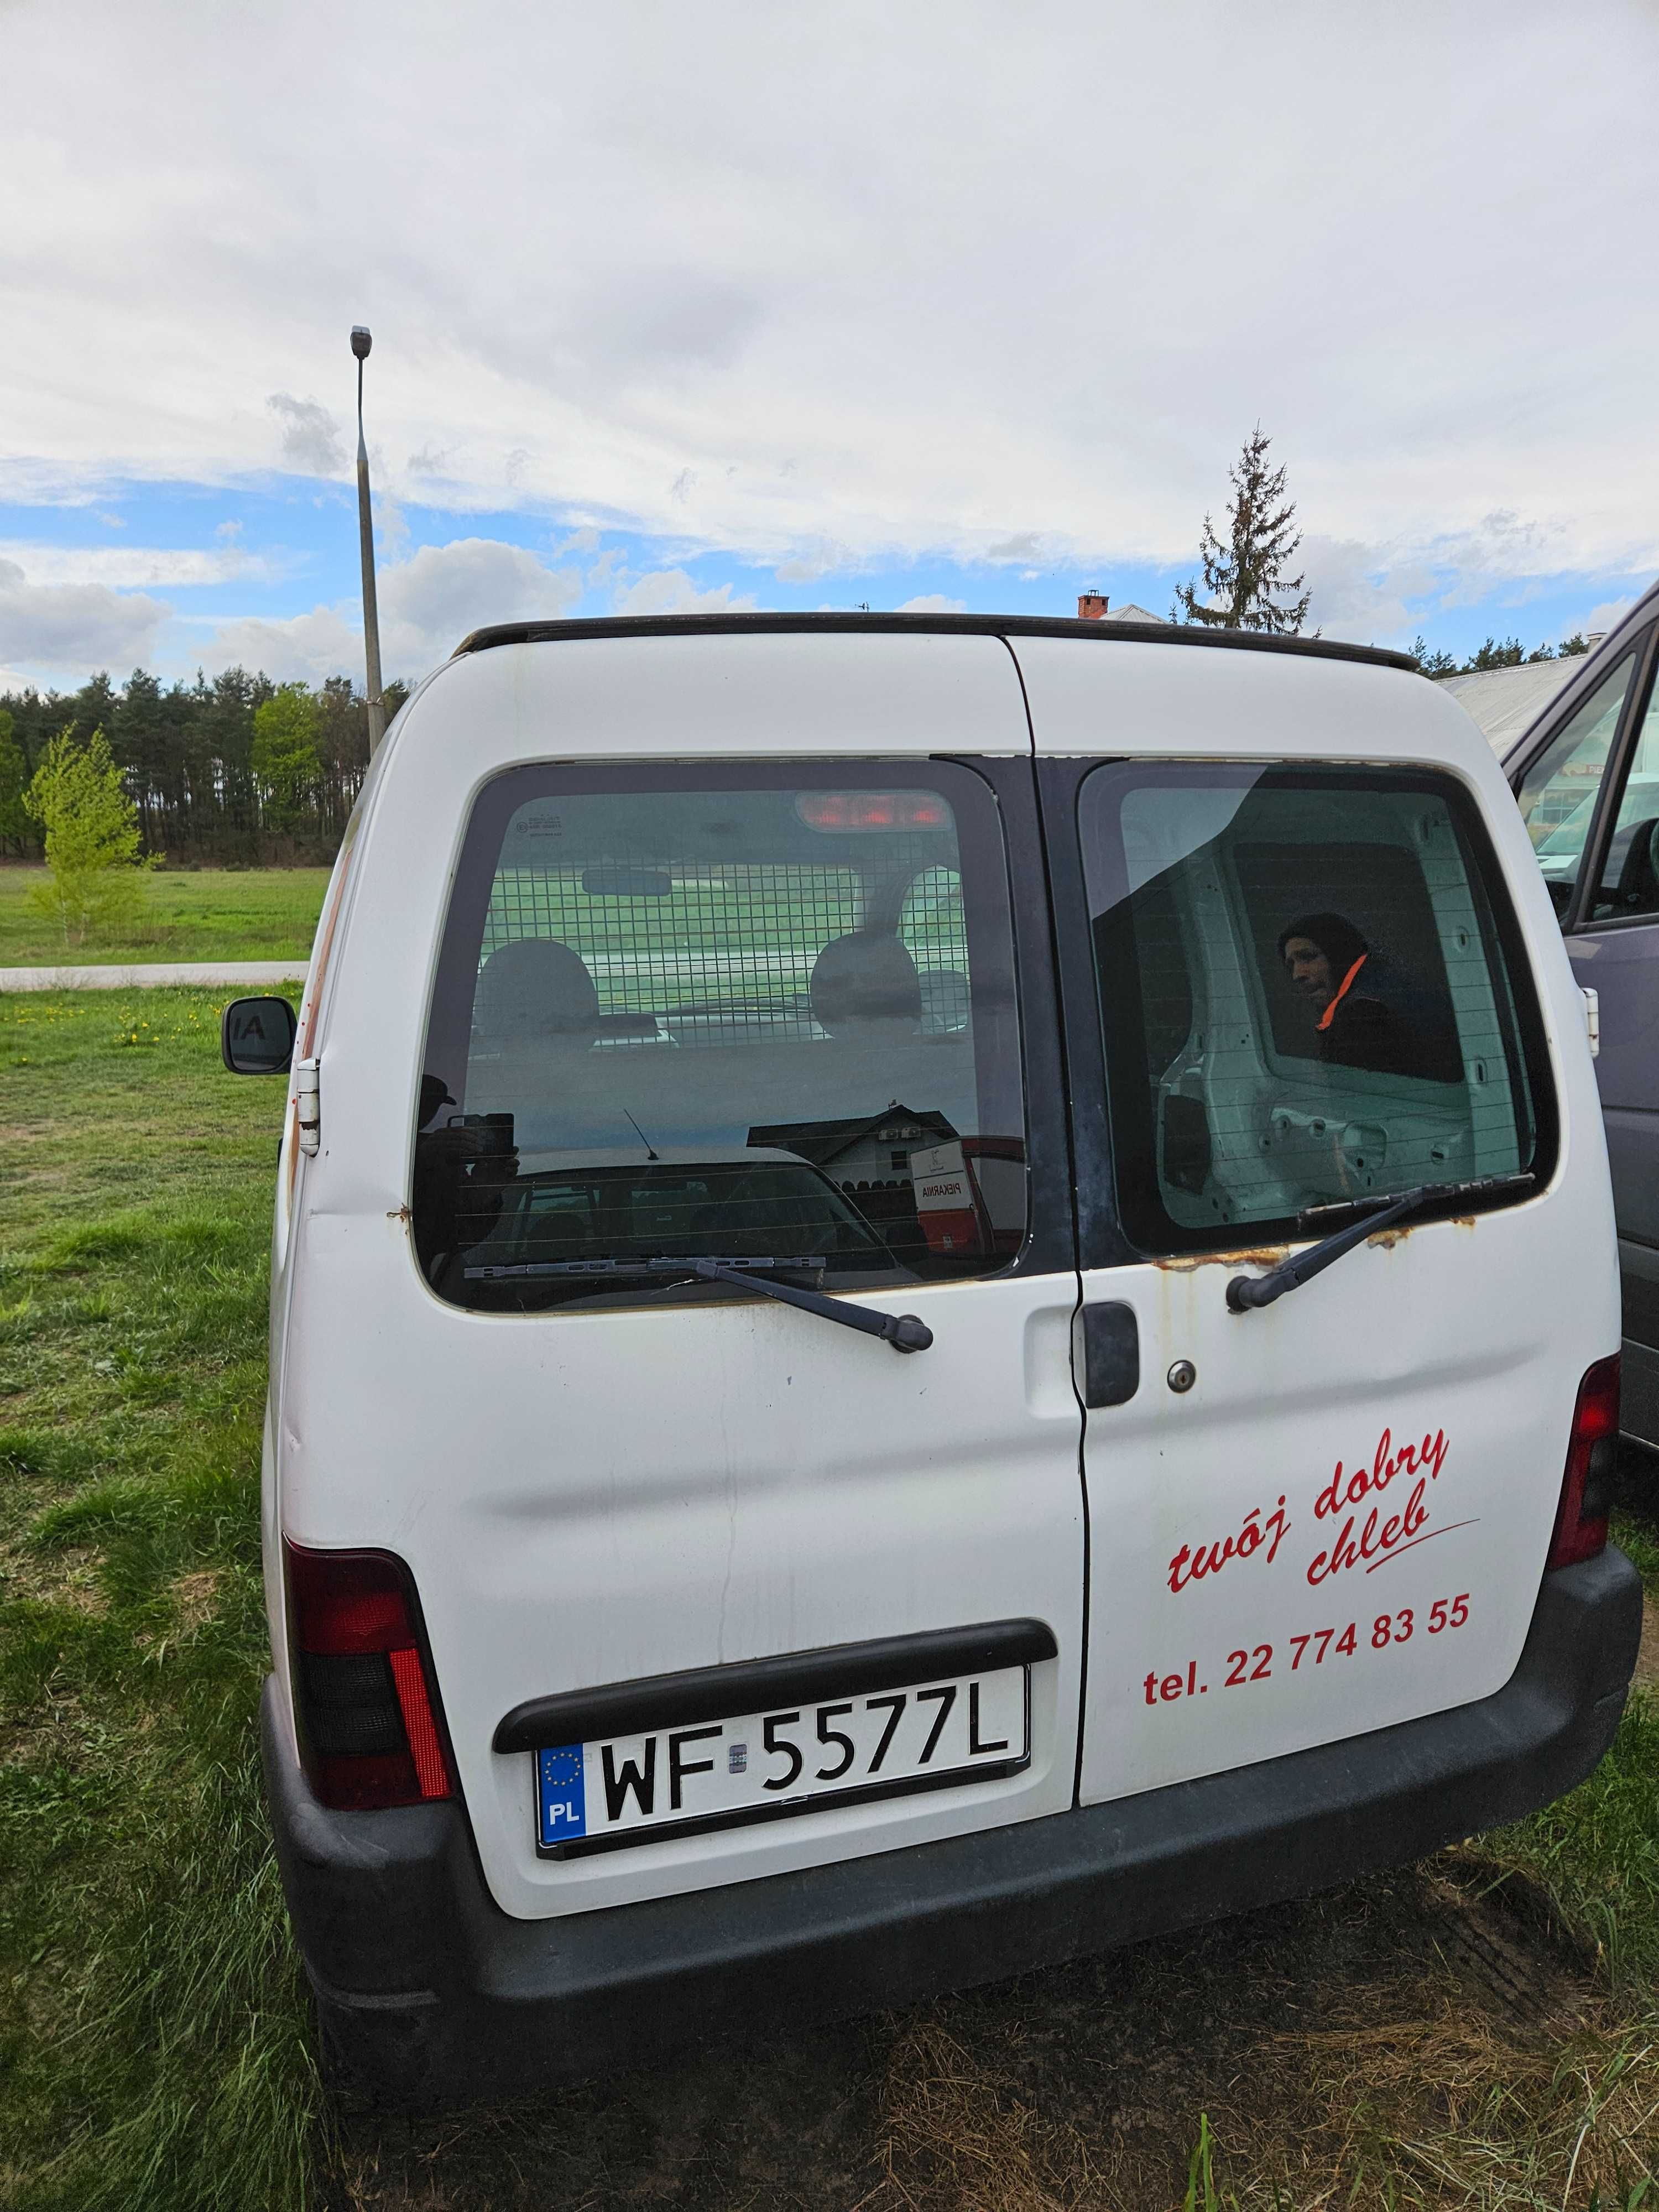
[350,325,373,361]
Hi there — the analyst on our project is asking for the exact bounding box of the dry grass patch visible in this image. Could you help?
[0,1533,107,1614]
[861,2014,1098,2211]
[169,1566,223,1636]
[851,1860,1659,2212]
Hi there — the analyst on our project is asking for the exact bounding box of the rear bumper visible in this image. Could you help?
[264,1548,1642,2109]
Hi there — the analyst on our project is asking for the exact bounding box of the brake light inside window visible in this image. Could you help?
[1546,1355,1620,1571]
[284,1541,453,1809]
[795,791,950,831]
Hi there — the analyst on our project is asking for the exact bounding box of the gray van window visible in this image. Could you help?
[1590,668,1659,924]
[416,764,1026,1310]
[1515,654,1637,920]
[1078,764,1552,1253]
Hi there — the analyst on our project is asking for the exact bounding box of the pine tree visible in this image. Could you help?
[0,709,30,856]
[1172,427,1311,634]
[1410,635,1459,679]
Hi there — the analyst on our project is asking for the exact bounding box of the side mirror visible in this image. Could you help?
[222,996,298,1075]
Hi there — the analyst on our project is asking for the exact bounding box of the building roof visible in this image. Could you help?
[747,1105,956,1165]
[1439,659,1583,755]
[1095,602,1166,626]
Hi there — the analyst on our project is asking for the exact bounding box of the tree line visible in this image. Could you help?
[0,668,409,864]
[1412,633,1590,678]
[0,486,1604,879]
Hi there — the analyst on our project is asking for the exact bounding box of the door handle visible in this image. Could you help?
[1078,1302,1139,1407]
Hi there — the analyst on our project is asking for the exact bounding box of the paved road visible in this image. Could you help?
[0,961,309,993]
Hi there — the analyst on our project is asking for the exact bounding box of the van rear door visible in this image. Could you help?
[285,633,1086,1918]
[1016,637,1608,1807]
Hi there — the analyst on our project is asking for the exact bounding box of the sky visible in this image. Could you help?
[3,0,1657,695]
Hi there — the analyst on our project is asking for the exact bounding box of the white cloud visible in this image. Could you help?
[896,593,966,613]
[206,604,362,686]
[0,4,1657,595]
[613,569,758,616]
[775,539,853,583]
[0,557,170,674]
[383,537,580,648]
[202,535,583,683]
[0,541,269,588]
[267,393,345,477]
[1584,598,1639,637]
[1297,537,1429,644]
[983,534,1047,565]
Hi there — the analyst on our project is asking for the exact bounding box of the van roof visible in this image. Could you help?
[452,609,1418,676]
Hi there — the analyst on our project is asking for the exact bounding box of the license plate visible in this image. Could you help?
[535,1664,1029,1856]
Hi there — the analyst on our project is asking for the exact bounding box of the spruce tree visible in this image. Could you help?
[1172,427,1311,634]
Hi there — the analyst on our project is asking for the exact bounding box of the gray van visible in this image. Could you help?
[1506,577,1659,1448]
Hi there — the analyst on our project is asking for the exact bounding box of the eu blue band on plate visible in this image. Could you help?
[538,1744,587,1844]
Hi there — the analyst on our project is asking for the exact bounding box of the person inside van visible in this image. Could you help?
[1277,911,1418,1078]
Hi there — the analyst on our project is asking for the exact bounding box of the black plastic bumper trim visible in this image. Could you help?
[492,1618,1059,1754]
[263,1550,1641,2110]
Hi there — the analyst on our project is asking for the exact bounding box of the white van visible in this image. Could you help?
[225,613,1640,2106]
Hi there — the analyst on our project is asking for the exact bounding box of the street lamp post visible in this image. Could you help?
[351,325,387,754]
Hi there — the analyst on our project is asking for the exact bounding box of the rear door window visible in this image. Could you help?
[1077,764,1554,1251]
[417,763,1026,1308]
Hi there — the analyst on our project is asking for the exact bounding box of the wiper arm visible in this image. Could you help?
[462,1253,933,1353]
[1226,1188,1432,1312]
[683,1260,933,1354]
[1225,1169,1533,1314]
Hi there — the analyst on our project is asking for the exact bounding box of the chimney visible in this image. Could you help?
[1077,592,1109,620]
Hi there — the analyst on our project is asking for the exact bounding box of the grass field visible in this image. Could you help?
[6,987,1659,2208]
[0,865,330,966]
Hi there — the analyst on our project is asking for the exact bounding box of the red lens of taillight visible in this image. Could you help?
[1546,1355,1620,1571]
[284,1541,453,1810]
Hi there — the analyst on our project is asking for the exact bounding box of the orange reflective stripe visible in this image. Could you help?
[1316,952,1368,1033]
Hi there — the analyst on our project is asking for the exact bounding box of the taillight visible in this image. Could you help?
[283,1541,453,1810]
[1546,1355,1620,1571]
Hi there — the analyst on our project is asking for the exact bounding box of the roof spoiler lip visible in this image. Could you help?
[449,608,1419,676]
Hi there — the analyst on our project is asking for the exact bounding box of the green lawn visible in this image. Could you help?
[0,867,330,966]
[0,987,314,2211]
[4,989,1659,2209]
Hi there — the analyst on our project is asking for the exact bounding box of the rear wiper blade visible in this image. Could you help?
[1295,1171,1534,1233]
[463,1254,829,1281]
[462,1253,933,1353]
[1227,1172,1535,1315]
